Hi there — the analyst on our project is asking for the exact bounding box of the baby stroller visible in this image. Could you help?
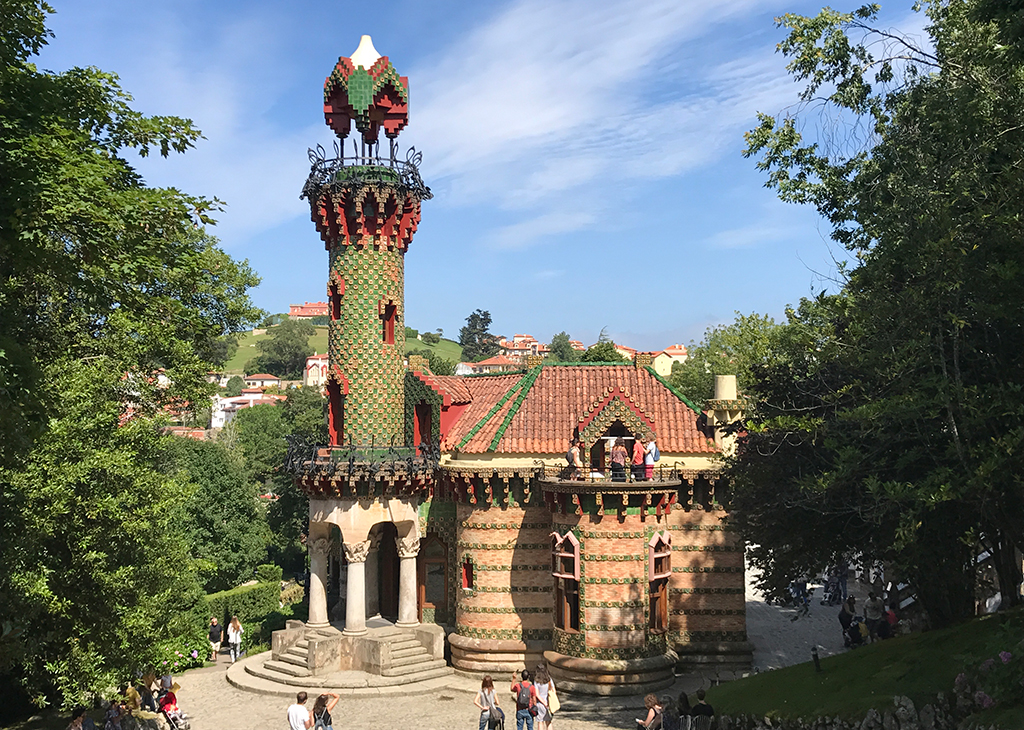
[844,616,869,648]
[820,574,843,606]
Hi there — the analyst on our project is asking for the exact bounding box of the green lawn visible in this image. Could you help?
[222,326,460,375]
[706,609,1024,726]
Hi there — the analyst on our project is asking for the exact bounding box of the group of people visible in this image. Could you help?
[67,671,189,730]
[208,615,245,663]
[287,691,341,730]
[473,667,557,730]
[838,591,899,647]
[567,434,660,482]
[637,689,717,730]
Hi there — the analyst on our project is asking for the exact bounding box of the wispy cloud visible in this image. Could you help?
[407,0,796,247]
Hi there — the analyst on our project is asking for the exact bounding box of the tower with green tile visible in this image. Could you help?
[301,35,432,448]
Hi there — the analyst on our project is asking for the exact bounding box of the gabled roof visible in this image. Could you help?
[443,364,715,455]
[408,370,473,406]
[475,354,516,367]
[245,373,280,380]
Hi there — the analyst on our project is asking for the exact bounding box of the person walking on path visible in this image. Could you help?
[310,692,339,730]
[533,663,556,730]
[690,690,715,730]
[474,675,502,730]
[510,669,537,730]
[207,617,222,662]
[227,616,244,663]
[631,438,646,481]
[864,591,885,642]
[287,692,313,730]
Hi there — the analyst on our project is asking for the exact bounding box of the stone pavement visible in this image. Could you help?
[173,561,863,730]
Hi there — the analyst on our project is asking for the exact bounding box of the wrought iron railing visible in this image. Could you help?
[536,463,682,484]
[300,139,432,202]
[284,435,441,481]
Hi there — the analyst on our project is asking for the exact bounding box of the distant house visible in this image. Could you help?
[568,339,585,352]
[614,343,637,361]
[210,390,287,429]
[497,334,550,363]
[245,374,281,388]
[458,354,518,375]
[289,301,329,319]
[304,353,329,388]
[652,344,689,377]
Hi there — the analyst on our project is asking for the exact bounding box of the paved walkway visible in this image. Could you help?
[173,561,863,730]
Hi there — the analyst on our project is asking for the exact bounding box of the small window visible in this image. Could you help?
[382,303,397,344]
[552,532,580,632]
[329,282,342,320]
[462,557,474,590]
[649,532,671,634]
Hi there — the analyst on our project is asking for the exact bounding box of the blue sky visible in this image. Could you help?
[38,0,922,350]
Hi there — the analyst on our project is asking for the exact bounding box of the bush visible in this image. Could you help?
[205,582,279,627]
[255,564,282,584]
[280,581,304,606]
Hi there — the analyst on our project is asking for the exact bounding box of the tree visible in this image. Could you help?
[420,331,440,345]
[227,403,289,485]
[246,319,315,379]
[580,331,628,363]
[408,348,456,376]
[459,309,500,362]
[0,3,262,705]
[735,0,1024,624]
[166,438,270,593]
[224,375,245,397]
[667,313,780,410]
[547,332,580,362]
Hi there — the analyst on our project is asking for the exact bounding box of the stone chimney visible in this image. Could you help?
[526,355,544,370]
[707,374,743,456]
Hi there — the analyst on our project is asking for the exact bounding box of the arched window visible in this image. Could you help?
[382,303,397,344]
[551,531,580,632]
[648,532,671,633]
[461,556,474,590]
[418,534,448,623]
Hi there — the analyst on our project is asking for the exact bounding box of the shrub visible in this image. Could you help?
[205,582,279,627]
[280,581,304,605]
[255,564,282,584]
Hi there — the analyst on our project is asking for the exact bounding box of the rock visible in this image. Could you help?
[859,708,883,730]
[893,696,919,730]
[882,710,897,730]
[917,705,935,730]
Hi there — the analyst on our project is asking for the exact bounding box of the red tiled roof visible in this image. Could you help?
[246,373,280,380]
[475,354,516,367]
[409,371,473,406]
[444,365,714,455]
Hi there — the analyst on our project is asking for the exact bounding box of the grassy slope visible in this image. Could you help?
[706,610,1023,726]
[222,327,461,374]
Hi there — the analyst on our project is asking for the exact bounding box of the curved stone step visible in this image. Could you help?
[392,645,430,659]
[278,653,309,669]
[263,659,312,677]
[381,658,448,676]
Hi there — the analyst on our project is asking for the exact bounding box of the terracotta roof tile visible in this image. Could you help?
[409,371,473,405]
[445,365,715,455]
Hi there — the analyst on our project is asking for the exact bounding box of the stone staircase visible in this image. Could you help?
[247,627,451,688]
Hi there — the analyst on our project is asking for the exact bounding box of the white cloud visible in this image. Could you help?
[403,0,798,248]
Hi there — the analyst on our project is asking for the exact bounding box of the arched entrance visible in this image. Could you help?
[372,522,401,621]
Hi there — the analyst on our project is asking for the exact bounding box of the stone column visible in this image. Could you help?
[343,540,371,636]
[307,532,332,629]
[395,534,421,628]
[365,532,383,618]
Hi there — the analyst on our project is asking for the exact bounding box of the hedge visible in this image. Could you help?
[205,581,279,628]
[255,564,283,584]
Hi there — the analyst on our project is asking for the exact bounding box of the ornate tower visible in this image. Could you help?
[302,35,431,449]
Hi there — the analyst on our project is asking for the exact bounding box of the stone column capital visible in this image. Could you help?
[308,537,332,559]
[368,531,385,551]
[396,534,421,559]
[343,539,372,563]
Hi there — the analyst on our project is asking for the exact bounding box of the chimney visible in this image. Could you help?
[714,374,737,401]
[526,355,544,370]
[634,352,652,369]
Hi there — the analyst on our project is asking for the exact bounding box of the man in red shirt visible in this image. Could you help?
[510,669,537,730]
[631,438,646,481]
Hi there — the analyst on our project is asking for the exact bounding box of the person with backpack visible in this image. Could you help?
[644,435,660,481]
[510,669,537,730]
[310,693,338,730]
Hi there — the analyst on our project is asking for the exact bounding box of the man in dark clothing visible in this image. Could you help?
[691,689,715,729]
[208,617,222,662]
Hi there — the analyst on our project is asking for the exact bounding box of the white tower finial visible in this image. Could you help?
[350,35,381,69]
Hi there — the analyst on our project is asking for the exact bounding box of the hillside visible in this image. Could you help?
[705,609,1024,728]
[222,325,461,375]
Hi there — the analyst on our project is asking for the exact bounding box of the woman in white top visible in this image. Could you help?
[534,664,555,730]
[227,616,244,663]
[473,675,501,730]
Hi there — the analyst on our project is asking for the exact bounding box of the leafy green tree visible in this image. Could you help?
[548,332,580,362]
[408,348,456,376]
[668,313,779,410]
[459,309,500,362]
[166,438,270,592]
[224,375,245,397]
[420,331,440,345]
[735,0,1024,623]
[228,403,289,485]
[580,338,628,363]
[246,319,315,379]
[0,3,262,705]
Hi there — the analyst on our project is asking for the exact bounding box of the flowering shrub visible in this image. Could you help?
[154,631,207,672]
[953,645,1024,714]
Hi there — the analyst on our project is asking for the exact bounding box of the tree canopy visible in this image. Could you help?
[458,309,500,362]
[730,0,1024,625]
[0,2,262,706]
[245,319,315,379]
[547,332,580,362]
